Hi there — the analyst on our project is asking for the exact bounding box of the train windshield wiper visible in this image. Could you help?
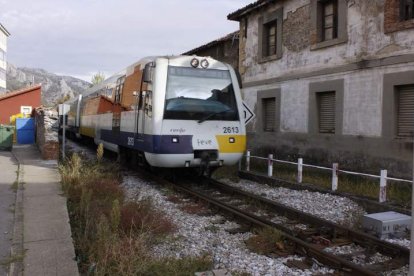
[198,109,232,124]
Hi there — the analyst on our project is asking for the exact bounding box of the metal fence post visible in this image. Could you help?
[268,154,273,177]
[246,150,250,172]
[379,170,387,203]
[297,158,303,184]
[332,163,338,191]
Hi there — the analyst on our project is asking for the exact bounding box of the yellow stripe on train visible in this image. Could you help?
[80,127,95,138]
[216,135,246,153]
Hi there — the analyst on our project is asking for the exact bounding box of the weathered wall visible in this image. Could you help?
[238,0,414,177]
[185,34,239,70]
[242,0,414,83]
[34,107,59,160]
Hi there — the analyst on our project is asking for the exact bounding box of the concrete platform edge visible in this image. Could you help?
[10,145,79,276]
[9,152,24,276]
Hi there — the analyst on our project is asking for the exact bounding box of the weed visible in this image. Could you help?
[179,202,209,215]
[245,227,284,255]
[97,143,104,163]
[204,225,220,233]
[213,165,240,182]
[120,201,176,238]
[0,253,25,267]
[60,153,212,275]
[142,255,213,276]
[11,180,18,192]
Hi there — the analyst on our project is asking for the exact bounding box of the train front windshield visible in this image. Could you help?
[164,66,239,122]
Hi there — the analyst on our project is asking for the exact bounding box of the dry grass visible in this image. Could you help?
[60,152,212,275]
[245,227,284,255]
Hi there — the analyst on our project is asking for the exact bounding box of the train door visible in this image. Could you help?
[136,62,154,140]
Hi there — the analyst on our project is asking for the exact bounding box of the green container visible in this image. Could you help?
[0,125,14,151]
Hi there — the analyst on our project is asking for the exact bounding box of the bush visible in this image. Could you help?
[60,153,211,275]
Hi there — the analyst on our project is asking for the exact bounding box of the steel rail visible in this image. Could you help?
[205,178,410,260]
[169,181,377,276]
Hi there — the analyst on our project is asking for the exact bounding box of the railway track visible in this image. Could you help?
[239,170,411,216]
[151,174,409,275]
[65,141,409,275]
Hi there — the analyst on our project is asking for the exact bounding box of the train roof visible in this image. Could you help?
[80,55,229,100]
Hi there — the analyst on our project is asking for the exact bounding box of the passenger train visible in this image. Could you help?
[64,55,246,173]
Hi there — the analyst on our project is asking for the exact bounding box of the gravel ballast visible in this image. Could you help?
[122,174,334,275]
[221,178,366,226]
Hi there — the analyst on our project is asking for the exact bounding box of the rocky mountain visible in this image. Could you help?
[6,63,91,106]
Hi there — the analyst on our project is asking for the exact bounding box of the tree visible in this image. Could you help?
[91,72,105,86]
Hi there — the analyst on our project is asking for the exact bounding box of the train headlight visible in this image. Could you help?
[191,58,199,68]
[172,137,179,143]
[200,59,209,69]
[229,137,235,143]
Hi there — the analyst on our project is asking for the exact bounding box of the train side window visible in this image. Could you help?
[114,76,125,104]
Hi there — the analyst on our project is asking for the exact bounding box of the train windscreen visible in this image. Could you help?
[164,66,239,122]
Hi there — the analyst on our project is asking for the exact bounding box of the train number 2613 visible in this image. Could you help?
[223,127,239,133]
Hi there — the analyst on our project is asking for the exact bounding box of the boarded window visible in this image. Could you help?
[400,0,414,21]
[263,97,276,132]
[318,92,335,133]
[322,0,338,41]
[397,85,414,137]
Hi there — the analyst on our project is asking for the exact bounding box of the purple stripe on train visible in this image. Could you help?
[100,129,193,154]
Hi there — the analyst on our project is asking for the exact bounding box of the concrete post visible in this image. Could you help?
[62,114,66,159]
[297,158,303,183]
[332,163,338,191]
[268,154,273,177]
[246,150,250,172]
[379,170,387,203]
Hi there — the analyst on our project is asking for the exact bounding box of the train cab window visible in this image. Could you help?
[164,66,239,121]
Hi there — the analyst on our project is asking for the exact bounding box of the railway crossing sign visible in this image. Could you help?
[242,101,255,125]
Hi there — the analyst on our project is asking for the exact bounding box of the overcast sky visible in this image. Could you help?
[0,0,251,81]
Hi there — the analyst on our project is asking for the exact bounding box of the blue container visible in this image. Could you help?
[16,118,35,144]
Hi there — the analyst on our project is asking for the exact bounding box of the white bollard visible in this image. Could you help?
[297,158,303,183]
[246,151,250,172]
[268,154,273,177]
[379,170,387,203]
[332,163,338,191]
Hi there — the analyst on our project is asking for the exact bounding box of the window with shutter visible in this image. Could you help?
[263,97,276,132]
[397,85,414,137]
[317,91,335,133]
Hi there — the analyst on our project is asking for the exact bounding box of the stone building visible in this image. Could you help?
[183,32,240,70]
[228,0,414,177]
[0,23,10,93]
